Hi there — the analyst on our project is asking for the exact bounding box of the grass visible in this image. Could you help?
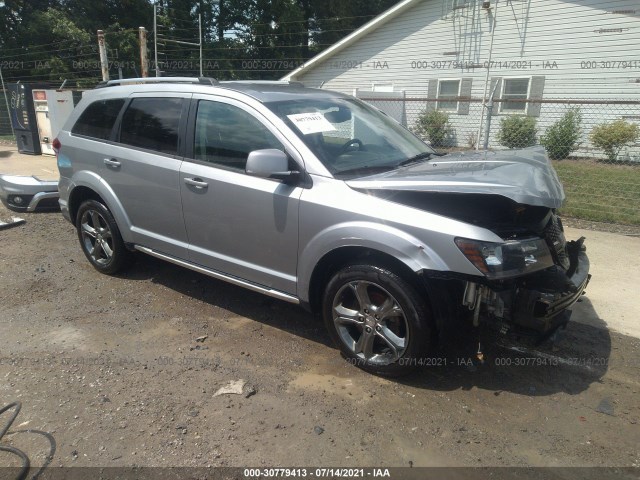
[0,134,16,142]
[553,159,640,225]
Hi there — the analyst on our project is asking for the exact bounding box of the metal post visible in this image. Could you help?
[154,4,160,77]
[97,30,109,81]
[199,13,203,77]
[139,27,149,77]
[476,1,499,150]
[483,81,500,150]
[0,66,16,139]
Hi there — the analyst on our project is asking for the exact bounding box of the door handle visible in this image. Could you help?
[184,177,209,189]
[103,158,121,167]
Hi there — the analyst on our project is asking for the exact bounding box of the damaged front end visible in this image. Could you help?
[345,147,591,341]
[346,146,591,342]
[454,212,590,341]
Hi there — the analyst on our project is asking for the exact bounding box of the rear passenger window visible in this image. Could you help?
[120,98,183,155]
[72,99,124,140]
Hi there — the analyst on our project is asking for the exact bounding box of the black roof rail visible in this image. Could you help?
[95,77,219,89]
[197,77,218,85]
[221,80,305,88]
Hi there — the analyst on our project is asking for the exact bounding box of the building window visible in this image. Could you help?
[501,77,530,113]
[371,83,394,93]
[437,79,461,111]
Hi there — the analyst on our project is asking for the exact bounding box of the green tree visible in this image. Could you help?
[0,0,404,83]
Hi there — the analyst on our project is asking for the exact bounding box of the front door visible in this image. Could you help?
[179,97,302,294]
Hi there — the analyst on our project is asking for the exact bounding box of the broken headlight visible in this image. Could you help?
[455,237,554,280]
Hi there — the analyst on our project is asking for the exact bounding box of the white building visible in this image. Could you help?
[283,0,640,158]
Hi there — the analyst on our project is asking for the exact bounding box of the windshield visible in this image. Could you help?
[266,97,435,178]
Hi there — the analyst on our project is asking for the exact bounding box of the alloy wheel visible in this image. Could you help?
[80,209,114,266]
[332,280,409,365]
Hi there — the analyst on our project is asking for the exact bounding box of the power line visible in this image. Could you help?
[0,37,89,54]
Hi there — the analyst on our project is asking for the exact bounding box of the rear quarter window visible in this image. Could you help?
[71,98,125,140]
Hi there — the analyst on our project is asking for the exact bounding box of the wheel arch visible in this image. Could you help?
[68,186,104,226]
[66,171,132,241]
[306,246,427,314]
[298,222,448,311]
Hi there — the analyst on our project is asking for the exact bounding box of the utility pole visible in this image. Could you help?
[476,1,499,150]
[199,14,203,77]
[154,4,160,76]
[97,30,109,81]
[139,27,149,77]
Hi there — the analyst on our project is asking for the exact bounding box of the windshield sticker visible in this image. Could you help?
[287,113,336,135]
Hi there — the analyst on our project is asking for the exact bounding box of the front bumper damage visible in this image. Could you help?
[0,174,59,212]
[510,249,590,333]
[463,237,591,340]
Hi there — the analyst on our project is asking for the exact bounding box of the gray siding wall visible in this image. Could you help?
[292,0,640,159]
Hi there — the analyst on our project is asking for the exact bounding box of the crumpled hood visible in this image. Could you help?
[346,146,565,208]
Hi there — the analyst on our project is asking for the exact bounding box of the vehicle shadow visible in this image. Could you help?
[118,253,333,345]
[401,296,611,396]
[120,255,610,397]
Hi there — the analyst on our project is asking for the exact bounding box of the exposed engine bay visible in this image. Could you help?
[364,189,591,341]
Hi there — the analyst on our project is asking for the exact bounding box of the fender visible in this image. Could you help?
[297,221,448,303]
[66,170,134,243]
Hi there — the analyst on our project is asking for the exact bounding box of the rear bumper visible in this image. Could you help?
[0,174,59,212]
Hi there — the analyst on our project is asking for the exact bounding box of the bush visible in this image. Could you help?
[496,115,538,149]
[540,107,582,160]
[414,109,451,147]
[590,120,639,162]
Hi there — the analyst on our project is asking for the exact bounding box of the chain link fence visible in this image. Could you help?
[360,96,640,227]
[0,88,638,227]
[0,89,14,140]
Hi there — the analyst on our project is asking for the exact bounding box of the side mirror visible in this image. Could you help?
[246,149,300,184]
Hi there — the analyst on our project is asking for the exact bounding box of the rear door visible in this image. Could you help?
[102,93,191,258]
[179,96,303,294]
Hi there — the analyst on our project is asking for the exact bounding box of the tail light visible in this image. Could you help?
[52,137,61,156]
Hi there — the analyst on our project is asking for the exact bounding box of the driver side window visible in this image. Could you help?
[194,100,283,171]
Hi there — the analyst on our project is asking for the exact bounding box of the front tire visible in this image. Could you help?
[76,199,130,275]
[322,264,432,377]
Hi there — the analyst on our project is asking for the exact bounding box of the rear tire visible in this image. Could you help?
[76,199,130,275]
[322,264,432,377]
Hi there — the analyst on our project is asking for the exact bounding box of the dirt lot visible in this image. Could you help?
[1,204,639,475]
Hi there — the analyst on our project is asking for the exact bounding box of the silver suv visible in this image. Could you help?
[56,77,590,376]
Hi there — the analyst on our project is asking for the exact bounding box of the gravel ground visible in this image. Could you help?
[0,205,639,473]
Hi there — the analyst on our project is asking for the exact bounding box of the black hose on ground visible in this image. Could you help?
[0,401,30,480]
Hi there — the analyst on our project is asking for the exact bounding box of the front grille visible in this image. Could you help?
[544,215,570,270]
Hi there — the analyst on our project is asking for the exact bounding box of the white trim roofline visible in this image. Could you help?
[281,0,423,81]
